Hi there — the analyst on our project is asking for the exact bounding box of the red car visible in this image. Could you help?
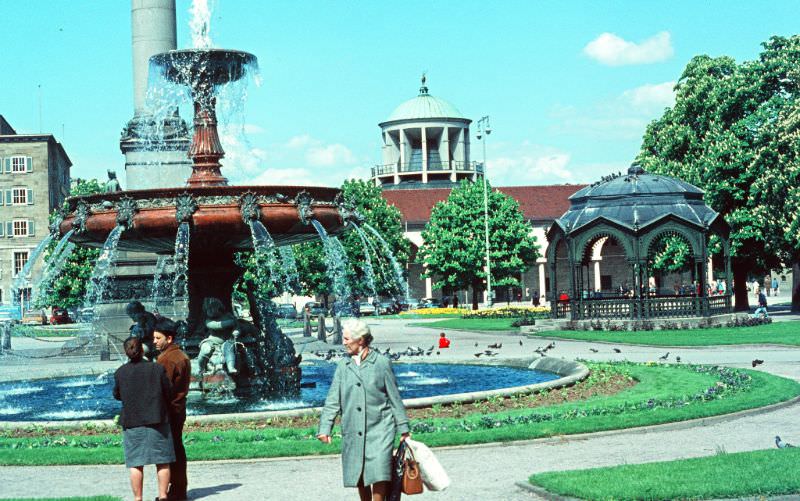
[49,307,72,325]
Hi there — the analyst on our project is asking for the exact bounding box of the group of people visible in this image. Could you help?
[115,315,413,501]
[113,316,191,501]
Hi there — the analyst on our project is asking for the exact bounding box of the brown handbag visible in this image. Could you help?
[402,445,424,495]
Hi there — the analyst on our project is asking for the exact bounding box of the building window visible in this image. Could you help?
[12,220,30,237]
[12,188,27,205]
[11,156,27,173]
[13,251,28,276]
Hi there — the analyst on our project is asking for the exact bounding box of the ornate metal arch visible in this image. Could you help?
[639,221,705,261]
[571,223,636,264]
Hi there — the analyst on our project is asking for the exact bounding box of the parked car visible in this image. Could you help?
[419,297,442,308]
[21,309,47,325]
[303,301,328,317]
[49,307,73,325]
[358,302,376,315]
[377,301,398,315]
[76,306,95,323]
[275,303,297,319]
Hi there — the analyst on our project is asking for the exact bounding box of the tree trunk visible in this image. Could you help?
[471,280,480,310]
[732,260,749,312]
[793,261,800,313]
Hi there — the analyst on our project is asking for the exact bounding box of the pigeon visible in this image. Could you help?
[488,343,502,349]
[425,349,434,356]
[676,356,681,363]
[776,436,795,448]
[613,348,622,353]
[659,352,670,361]
[474,342,479,347]
[390,353,401,361]
[752,359,764,367]
[545,342,556,351]
[589,348,599,353]
[474,352,483,358]
[519,340,523,346]
[484,350,498,356]
[436,351,440,355]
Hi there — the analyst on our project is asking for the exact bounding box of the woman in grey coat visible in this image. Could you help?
[318,319,410,501]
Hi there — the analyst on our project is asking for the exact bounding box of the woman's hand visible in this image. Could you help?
[317,434,332,444]
[400,432,411,442]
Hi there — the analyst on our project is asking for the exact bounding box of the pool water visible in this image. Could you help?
[0,362,558,421]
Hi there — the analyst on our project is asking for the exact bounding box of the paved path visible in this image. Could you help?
[1,318,799,500]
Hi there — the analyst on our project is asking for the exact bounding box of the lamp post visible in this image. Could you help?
[476,116,492,307]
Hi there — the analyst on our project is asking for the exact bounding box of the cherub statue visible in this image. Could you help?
[196,297,242,376]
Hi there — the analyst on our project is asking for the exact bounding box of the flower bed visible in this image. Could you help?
[462,306,550,319]
[400,307,469,316]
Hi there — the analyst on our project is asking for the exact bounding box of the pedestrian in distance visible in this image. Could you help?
[317,318,410,501]
[772,276,779,296]
[753,290,769,318]
[154,317,192,501]
[438,332,451,349]
[113,336,175,501]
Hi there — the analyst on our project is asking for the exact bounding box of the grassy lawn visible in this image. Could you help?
[410,317,518,331]
[529,447,800,500]
[530,321,800,346]
[1,362,797,465]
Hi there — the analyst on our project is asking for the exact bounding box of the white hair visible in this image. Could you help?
[341,318,372,345]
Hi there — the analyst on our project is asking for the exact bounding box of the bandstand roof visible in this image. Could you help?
[552,163,724,235]
[382,78,466,124]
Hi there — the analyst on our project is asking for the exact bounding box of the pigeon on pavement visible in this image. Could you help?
[589,348,599,353]
[659,352,670,361]
[752,359,764,367]
[613,348,622,353]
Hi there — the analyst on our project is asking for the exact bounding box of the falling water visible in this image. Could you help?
[351,223,378,303]
[11,234,54,306]
[172,223,190,302]
[278,246,301,294]
[363,224,410,302]
[248,220,281,295]
[83,225,125,307]
[32,242,76,306]
[311,220,352,315]
[150,255,169,312]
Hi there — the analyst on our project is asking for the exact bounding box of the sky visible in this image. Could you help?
[1,1,798,189]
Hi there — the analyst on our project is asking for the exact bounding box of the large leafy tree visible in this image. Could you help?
[293,179,410,305]
[36,179,103,309]
[419,179,539,310]
[639,36,800,311]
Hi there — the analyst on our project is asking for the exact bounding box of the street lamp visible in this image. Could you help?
[476,115,492,307]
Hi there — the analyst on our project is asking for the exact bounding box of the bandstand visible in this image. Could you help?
[546,163,732,320]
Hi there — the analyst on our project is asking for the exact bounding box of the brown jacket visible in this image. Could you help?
[157,343,191,418]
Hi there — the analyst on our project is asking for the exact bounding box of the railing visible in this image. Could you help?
[372,161,484,176]
[399,162,423,173]
[372,164,397,176]
[553,294,733,320]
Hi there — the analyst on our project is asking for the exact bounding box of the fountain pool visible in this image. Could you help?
[0,363,559,421]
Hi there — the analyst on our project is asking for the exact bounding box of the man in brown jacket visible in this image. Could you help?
[154,317,191,501]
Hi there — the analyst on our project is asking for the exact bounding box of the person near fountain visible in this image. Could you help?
[317,318,410,501]
[113,336,175,501]
[126,301,157,360]
[153,317,191,501]
[197,297,240,376]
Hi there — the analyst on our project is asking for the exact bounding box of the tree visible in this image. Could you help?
[419,179,540,309]
[639,36,800,311]
[36,179,103,309]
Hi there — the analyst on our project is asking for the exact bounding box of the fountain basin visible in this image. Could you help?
[150,48,257,89]
[59,185,345,253]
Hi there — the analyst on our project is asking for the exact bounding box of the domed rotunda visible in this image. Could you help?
[372,76,483,189]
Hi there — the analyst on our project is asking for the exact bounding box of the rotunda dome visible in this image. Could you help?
[384,76,465,123]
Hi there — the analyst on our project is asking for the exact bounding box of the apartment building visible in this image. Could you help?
[0,115,71,307]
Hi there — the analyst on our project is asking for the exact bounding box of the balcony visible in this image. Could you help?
[372,161,483,177]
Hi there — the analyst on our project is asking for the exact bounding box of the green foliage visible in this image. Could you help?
[649,234,692,273]
[419,179,539,308]
[639,36,800,296]
[36,179,102,309]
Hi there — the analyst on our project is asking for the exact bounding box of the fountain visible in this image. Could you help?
[57,46,347,397]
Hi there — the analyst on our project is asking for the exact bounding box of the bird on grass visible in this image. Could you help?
[752,359,764,367]
[613,348,622,354]
[776,436,795,448]
[659,352,670,361]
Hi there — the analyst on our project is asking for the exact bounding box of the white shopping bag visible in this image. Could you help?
[405,438,451,491]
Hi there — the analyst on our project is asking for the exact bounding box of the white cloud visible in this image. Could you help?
[622,81,676,112]
[488,142,574,185]
[583,31,673,66]
[245,167,321,186]
[306,143,356,167]
[286,134,314,149]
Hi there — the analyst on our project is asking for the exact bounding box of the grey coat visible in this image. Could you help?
[318,350,410,487]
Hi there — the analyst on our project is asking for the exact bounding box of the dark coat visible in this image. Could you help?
[113,360,173,429]
[157,344,191,419]
[319,350,409,487]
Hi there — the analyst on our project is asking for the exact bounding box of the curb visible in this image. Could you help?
[515,481,581,501]
[521,334,800,350]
